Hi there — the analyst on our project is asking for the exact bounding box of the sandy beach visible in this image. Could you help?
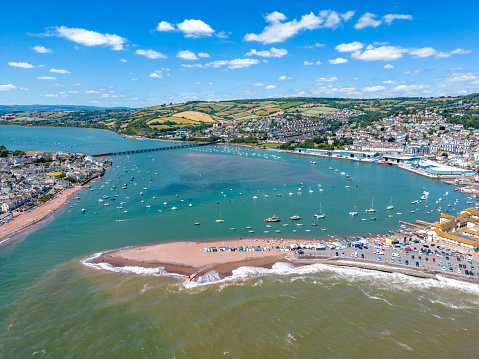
[0,186,84,245]
[99,238,317,277]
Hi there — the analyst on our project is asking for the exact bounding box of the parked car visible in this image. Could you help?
[405,260,409,265]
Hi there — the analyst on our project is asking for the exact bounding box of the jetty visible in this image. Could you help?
[91,140,220,158]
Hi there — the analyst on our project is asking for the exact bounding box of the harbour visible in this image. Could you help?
[1,125,479,358]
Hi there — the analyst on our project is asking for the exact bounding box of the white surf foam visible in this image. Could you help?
[81,252,186,278]
[82,252,479,297]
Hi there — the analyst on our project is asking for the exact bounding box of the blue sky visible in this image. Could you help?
[1,0,479,107]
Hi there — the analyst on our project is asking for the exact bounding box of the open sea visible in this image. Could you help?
[1,125,479,358]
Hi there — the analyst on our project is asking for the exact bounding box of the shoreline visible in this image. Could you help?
[0,186,85,246]
[90,238,479,285]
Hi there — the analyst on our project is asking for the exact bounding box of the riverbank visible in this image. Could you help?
[0,186,84,246]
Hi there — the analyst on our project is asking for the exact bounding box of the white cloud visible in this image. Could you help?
[43,93,58,97]
[251,82,265,86]
[181,64,205,69]
[206,58,260,69]
[355,13,413,29]
[246,47,288,58]
[382,80,402,84]
[444,72,477,82]
[409,47,438,58]
[85,90,99,94]
[216,31,230,39]
[50,68,70,74]
[176,50,198,60]
[157,21,175,32]
[392,84,428,92]
[329,57,348,64]
[383,14,414,25]
[198,52,210,58]
[278,75,292,81]
[38,76,56,80]
[149,70,163,78]
[68,90,79,93]
[32,45,52,53]
[130,78,138,81]
[101,93,110,98]
[341,11,356,21]
[135,49,166,59]
[304,42,325,49]
[384,64,394,69]
[351,45,404,61]
[363,85,386,92]
[120,58,127,62]
[304,61,313,66]
[8,61,34,68]
[177,19,214,38]
[403,69,424,76]
[354,12,382,29]
[451,48,472,55]
[0,84,17,91]
[317,76,338,82]
[335,41,364,52]
[74,83,81,86]
[244,10,354,44]
[55,26,126,50]
[265,85,276,89]
[316,61,322,65]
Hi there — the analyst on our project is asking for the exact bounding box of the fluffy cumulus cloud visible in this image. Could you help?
[244,10,354,44]
[363,85,386,92]
[335,41,364,52]
[135,49,167,59]
[317,76,338,82]
[278,75,292,81]
[329,57,348,64]
[351,45,405,61]
[32,45,52,53]
[8,61,34,68]
[157,19,214,38]
[246,47,288,58]
[198,52,210,58]
[38,76,56,80]
[120,58,127,62]
[157,21,175,32]
[206,58,260,69]
[176,50,198,60]
[303,61,313,66]
[85,90,99,94]
[384,64,394,69]
[265,85,276,89]
[251,82,265,87]
[55,26,126,50]
[0,84,17,91]
[50,68,70,74]
[354,12,413,30]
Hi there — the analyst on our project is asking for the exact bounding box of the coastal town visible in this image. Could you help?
[0,148,108,230]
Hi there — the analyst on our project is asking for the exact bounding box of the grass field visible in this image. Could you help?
[285,106,339,116]
[172,111,216,123]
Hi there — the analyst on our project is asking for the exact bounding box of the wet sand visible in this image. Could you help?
[99,238,310,276]
[0,186,84,246]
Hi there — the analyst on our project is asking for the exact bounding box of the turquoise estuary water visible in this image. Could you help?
[1,125,479,358]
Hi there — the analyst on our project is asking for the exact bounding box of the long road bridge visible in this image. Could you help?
[91,140,220,158]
